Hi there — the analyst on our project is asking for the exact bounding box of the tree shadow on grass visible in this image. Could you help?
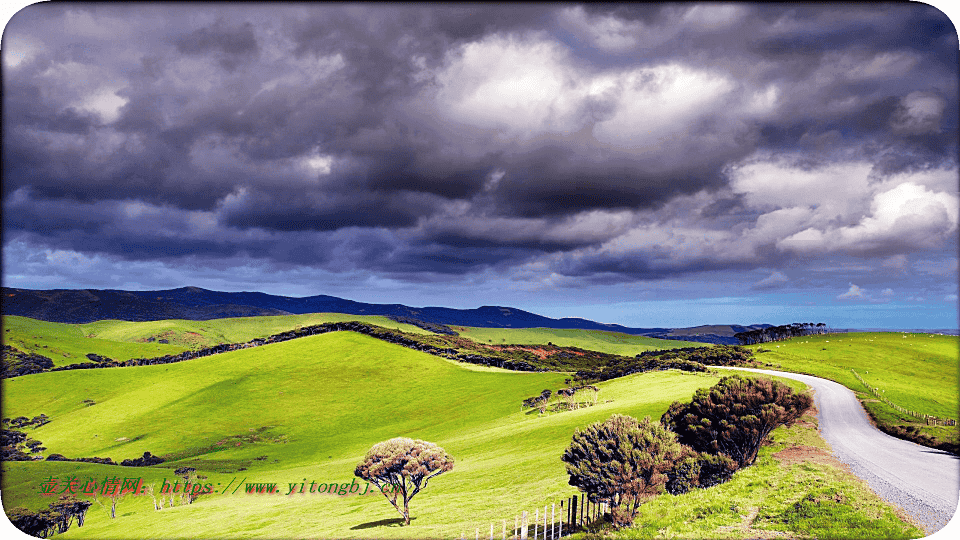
[351,517,416,530]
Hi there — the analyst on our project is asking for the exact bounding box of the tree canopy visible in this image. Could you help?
[561,414,690,527]
[661,375,812,468]
[354,437,454,525]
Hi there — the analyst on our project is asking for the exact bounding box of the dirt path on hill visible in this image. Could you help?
[712,366,960,535]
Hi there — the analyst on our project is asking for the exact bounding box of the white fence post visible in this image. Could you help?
[551,503,556,539]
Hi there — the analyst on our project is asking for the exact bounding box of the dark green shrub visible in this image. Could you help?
[661,375,812,468]
[561,414,690,527]
[666,451,738,495]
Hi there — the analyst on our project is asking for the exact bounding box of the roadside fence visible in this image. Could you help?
[458,494,608,540]
[851,369,956,426]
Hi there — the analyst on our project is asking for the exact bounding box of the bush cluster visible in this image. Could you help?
[8,495,92,538]
[1,345,55,378]
[561,375,811,529]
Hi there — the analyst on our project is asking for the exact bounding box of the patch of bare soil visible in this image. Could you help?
[772,445,847,469]
[715,506,790,539]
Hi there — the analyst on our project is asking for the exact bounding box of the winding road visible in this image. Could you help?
[713,366,959,535]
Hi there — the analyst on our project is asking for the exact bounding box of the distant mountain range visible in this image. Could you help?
[0,286,773,344]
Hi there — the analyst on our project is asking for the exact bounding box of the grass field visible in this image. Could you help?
[1,319,940,539]
[452,327,707,356]
[2,330,729,539]
[741,332,958,446]
[2,314,431,367]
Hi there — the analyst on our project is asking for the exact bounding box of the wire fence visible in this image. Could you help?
[851,369,956,426]
[457,494,608,540]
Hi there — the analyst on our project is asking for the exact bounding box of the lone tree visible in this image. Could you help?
[661,375,812,468]
[561,414,690,528]
[355,437,454,525]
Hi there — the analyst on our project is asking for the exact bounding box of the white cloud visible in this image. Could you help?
[755,271,788,289]
[728,155,958,258]
[891,91,947,135]
[780,182,958,255]
[837,283,865,300]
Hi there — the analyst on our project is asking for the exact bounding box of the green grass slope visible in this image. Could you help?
[2,331,725,539]
[453,326,708,356]
[2,314,432,367]
[746,332,958,421]
[744,332,959,451]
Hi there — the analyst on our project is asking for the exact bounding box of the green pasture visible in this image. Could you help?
[1,322,937,539]
[745,332,958,421]
[453,327,707,356]
[3,331,726,539]
[2,314,431,367]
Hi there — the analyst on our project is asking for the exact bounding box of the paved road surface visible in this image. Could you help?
[713,366,959,534]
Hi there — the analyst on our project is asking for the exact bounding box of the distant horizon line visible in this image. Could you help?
[2,285,957,333]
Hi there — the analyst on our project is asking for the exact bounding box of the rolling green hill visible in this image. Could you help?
[1,323,927,539]
[2,314,432,367]
[745,332,959,450]
[452,326,708,356]
[746,332,958,421]
[1,331,724,539]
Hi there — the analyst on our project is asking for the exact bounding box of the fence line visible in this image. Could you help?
[851,369,956,426]
[457,494,608,540]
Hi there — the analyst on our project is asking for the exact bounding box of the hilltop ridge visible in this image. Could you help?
[1,286,771,344]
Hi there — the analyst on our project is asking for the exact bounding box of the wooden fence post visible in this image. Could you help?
[534,508,539,540]
[521,511,528,540]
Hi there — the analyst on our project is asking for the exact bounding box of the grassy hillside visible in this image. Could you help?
[2,314,432,367]
[2,331,725,539]
[453,326,708,356]
[744,332,958,450]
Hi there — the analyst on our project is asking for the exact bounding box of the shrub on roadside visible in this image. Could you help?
[661,375,812,468]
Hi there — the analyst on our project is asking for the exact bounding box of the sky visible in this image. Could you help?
[1,3,958,330]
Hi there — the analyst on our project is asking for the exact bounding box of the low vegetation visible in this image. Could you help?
[572,405,924,539]
[661,376,812,468]
[562,376,811,531]
[562,415,692,528]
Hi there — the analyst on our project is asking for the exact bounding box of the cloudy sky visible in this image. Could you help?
[2,3,958,329]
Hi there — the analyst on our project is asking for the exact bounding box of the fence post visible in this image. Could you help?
[551,503,556,540]
[490,522,494,540]
[521,511,528,540]
[503,519,507,540]
[580,494,585,526]
[534,508,539,540]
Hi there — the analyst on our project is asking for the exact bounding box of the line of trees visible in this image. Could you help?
[734,323,827,345]
[8,495,92,538]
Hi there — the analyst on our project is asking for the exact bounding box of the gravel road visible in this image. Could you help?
[713,366,959,535]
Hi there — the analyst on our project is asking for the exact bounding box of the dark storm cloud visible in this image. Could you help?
[2,2,957,287]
